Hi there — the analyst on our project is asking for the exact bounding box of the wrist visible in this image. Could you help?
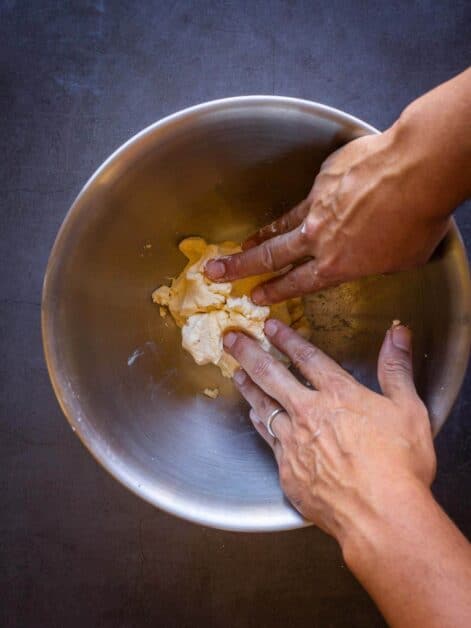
[386,80,471,211]
[339,476,433,573]
[385,115,456,221]
[338,472,471,628]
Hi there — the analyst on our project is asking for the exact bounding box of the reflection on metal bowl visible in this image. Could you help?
[42,97,470,531]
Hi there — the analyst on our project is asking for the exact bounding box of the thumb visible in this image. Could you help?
[377,324,417,402]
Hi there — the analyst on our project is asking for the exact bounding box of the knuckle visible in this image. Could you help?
[382,356,411,375]
[258,396,272,417]
[278,214,290,232]
[260,242,275,270]
[292,344,318,370]
[272,324,291,345]
[236,376,248,392]
[327,370,355,392]
[300,216,317,242]
[230,254,244,276]
[252,356,272,379]
[282,271,300,295]
[316,259,333,279]
[299,266,323,293]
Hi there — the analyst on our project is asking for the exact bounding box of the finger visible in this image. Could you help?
[233,369,291,443]
[242,200,310,250]
[223,331,307,414]
[249,409,283,462]
[249,408,275,448]
[264,319,354,392]
[377,324,417,403]
[205,226,310,282]
[251,259,334,305]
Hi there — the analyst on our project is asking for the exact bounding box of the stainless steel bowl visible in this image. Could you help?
[42,97,470,531]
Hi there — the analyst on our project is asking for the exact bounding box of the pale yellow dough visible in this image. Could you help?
[203,387,220,399]
[153,237,310,377]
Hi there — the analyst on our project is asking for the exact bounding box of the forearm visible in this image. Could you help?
[341,479,471,628]
[387,67,471,217]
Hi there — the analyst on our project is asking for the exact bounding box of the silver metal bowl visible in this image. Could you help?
[42,97,470,531]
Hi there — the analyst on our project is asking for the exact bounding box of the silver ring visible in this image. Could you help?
[266,407,285,438]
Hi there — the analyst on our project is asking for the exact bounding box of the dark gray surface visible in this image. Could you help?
[1,1,470,627]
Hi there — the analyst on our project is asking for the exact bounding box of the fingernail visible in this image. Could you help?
[233,369,247,385]
[249,409,261,424]
[223,331,237,348]
[252,286,265,304]
[391,325,411,351]
[264,319,278,337]
[206,259,226,279]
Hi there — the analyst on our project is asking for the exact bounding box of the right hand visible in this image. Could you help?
[224,320,436,540]
[205,127,451,304]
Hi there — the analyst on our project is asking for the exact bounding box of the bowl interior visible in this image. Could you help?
[43,98,470,531]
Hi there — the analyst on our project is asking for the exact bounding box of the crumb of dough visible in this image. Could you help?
[392,319,401,327]
[159,306,167,318]
[153,237,311,377]
[203,387,219,399]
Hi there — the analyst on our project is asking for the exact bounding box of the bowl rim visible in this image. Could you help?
[41,95,470,531]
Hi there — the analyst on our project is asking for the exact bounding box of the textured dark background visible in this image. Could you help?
[1,1,470,627]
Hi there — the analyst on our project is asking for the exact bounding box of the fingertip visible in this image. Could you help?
[205,259,226,280]
[233,368,247,385]
[251,286,267,305]
[378,323,415,401]
[223,331,238,349]
[254,281,290,306]
[264,318,280,337]
[391,324,411,353]
[381,328,392,347]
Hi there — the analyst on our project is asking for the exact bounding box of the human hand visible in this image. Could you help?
[217,70,471,628]
[206,129,451,304]
[223,320,436,546]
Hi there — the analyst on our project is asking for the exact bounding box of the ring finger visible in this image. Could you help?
[233,369,291,445]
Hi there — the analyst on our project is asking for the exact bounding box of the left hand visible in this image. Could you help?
[205,129,451,305]
[223,320,436,546]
